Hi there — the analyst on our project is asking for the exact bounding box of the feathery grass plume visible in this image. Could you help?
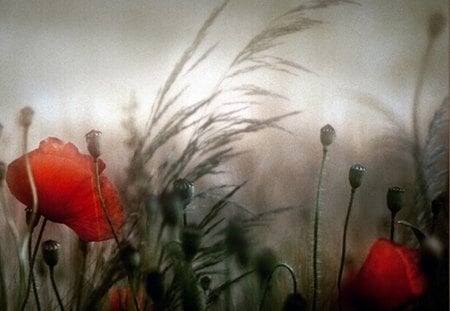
[411,12,446,217]
[312,124,335,311]
[337,164,366,307]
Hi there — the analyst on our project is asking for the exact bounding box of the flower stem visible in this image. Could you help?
[390,212,396,242]
[337,188,356,308]
[75,240,88,311]
[93,158,140,311]
[21,218,47,311]
[49,266,64,311]
[259,263,298,311]
[312,147,328,311]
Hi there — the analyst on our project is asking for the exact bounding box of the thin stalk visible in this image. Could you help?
[390,212,396,242]
[312,147,328,311]
[93,158,140,311]
[0,244,7,311]
[49,266,64,311]
[259,263,298,311]
[20,124,40,310]
[21,218,47,311]
[0,184,24,309]
[225,257,231,311]
[337,188,356,310]
[75,240,88,311]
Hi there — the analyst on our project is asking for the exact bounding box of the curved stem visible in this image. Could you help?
[312,147,327,311]
[21,218,47,311]
[337,188,356,310]
[259,263,298,311]
[49,266,64,311]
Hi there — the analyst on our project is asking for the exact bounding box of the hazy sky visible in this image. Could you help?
[0,0,447,182]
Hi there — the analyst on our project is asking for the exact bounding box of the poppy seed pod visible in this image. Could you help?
[85,129,103,159]
[387,186,405,214]
[19,106,34,128]
[121,245,141,271]
[225,219,251,266]
[200,276,211,292]
[282,293,307,311]
[181,225,202,261]
[0,161,6,182]
[253,248,278,281]
[160,191,183,227]
[173,178,195,206]
[320,124,336,147]
[428,12,446,38]
[145,270,165,305]
[42,240,61,267]
[348,164,367,189]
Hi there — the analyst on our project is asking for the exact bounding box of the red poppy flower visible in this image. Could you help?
[6,137,124,242]
[341,238,427,310]
[108,286,147,311]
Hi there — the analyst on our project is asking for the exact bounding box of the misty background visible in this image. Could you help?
[0,0,448,306]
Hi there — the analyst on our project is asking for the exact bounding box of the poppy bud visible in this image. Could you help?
[282,293,307,311]
[145,270,165,305]
[42,240,61,267]
[225,218,251,267]
[25,207,40,229]
[173,178,195,205]
[85,129,102,159]
[200,276,211,292]
[428,12,446,38]
[19,106,34,128]
[320,124,336,147]
[348,164,367,189]
[0,161,6,183]
[181,225,202,261]
[121,244,141,271]
[253,248,278,281]
[160,192,183,227]
[386,186,405,214]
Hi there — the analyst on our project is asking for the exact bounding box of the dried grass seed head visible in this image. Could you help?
[173,178,195,205]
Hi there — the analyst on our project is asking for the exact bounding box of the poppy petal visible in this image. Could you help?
[351,239,427,310]
[6,137,124,242]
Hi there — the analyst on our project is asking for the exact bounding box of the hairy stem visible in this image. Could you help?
[312,147,328,311]
[259,263,298,311]
[337,188,356,309]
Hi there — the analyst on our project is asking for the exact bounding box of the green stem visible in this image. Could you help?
[49,266,64,311]
[259,263,298,311]
[93,158,140,311]
[312,147,327,311]
[390,212,396,242]
[337,188,356,310]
